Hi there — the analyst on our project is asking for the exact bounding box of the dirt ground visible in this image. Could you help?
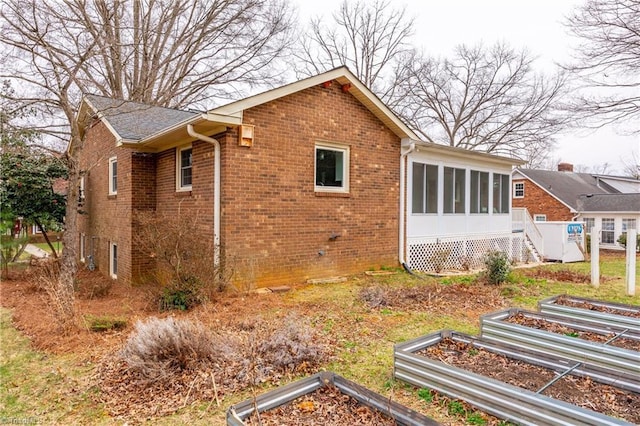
[0,251,637,424]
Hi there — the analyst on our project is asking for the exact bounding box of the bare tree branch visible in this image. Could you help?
[564,0,640,132]
[390,43,570,166]
[293,0,415,102]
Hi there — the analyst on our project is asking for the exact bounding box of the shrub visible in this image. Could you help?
[483,250,510,285]
[239,314,329,384]
[134,211,232,311]
[617,232,640,252]
[120,316,220,383]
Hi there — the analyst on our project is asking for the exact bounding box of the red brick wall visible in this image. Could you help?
[220,82,400,286]
[512,178,573,221]
[150,82,401,287]
[78,121,134,283]
[81,81,402,287]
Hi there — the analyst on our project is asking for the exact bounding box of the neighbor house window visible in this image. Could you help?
[108,157,117,195]
[79,176,85,205]
[444,167,465,214]
[584,218,595,234]
[470,170,489,214]
[534,214,547,222]
[315,143,349,193]
[412,162,438,214]
[176,145,192,191]
[622,218,637,231]
[513,182,524,198]
[110,242,118,279]
[601,218,615,244]
[493,173,510,214]
[80,233,85,262]
[31,224,43,234]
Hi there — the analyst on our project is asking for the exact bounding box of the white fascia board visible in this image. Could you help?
[78,95,125,143]
[412,141,526,167]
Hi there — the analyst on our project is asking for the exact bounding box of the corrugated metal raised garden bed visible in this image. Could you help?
[394,330,638,425]
[539,295,640,334]
[480,308,640,375]
[227,371,439,426]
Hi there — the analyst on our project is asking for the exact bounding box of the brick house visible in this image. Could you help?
[512,164,640,249]
[75,67,524,287]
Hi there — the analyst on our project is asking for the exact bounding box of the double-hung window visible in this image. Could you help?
[601,218,615,244]
[443,167,465,214]
[110,242,118,279]
[622,218,636,232]
[177,145,193,191]
[583,218,595,234]
[315,143,349,193]
[470,170,489,214]
[108,157,117,195]
[493,173,510,214]
[513,182,524,198]
[412,162,438,213]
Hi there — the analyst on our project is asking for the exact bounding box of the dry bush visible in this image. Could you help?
[33,258,76,331]
[134,210,232,310]
[359,286,389,308]
[242,314,329,384]
[99,313,331,418]
[120,316,231,383]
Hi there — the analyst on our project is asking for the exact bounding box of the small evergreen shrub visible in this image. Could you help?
[483,250,511,285]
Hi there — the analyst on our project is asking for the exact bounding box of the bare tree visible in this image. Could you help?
[293,0,415,102]
[0,0,294,328]
[621,151,640,178]
[391,43,569,164]
[564,0,640,132]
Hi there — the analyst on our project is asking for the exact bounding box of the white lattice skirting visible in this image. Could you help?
[407,232,530,272]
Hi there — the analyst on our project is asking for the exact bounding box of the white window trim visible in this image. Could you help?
[108,156,117,195]
[80,233,85,263]
[176,144,193,192]
[513,181,524,198]
[534,214,547,222]
[314,142,350,193]
[109,242,118,279]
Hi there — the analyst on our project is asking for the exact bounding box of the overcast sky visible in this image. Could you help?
[294,0,639,174]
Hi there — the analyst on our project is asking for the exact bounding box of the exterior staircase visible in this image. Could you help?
[512,208,544,262]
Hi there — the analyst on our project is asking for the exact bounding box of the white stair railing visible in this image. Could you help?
[512,208,544,260]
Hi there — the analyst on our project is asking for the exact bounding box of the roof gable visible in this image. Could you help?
[209,67,419,141]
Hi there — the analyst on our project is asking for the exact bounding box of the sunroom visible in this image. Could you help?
[401,141,527,272]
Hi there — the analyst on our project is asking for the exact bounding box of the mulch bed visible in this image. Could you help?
[418,338,640,424]
[555,296,640,318]
[244,385,397,425]
[506,313,640,352]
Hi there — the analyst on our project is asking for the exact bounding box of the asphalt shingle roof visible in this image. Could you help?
[517,169,619,210]
[84,94,199,141]
[577,193,640,212]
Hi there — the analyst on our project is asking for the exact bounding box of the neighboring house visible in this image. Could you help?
[75,67,524,287]
[512,164,640,249]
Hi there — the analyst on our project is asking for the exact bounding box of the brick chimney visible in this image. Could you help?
[558,162,574,172]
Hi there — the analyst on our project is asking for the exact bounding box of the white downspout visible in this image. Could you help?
[187,124,221,264]
[399,141,416,267]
